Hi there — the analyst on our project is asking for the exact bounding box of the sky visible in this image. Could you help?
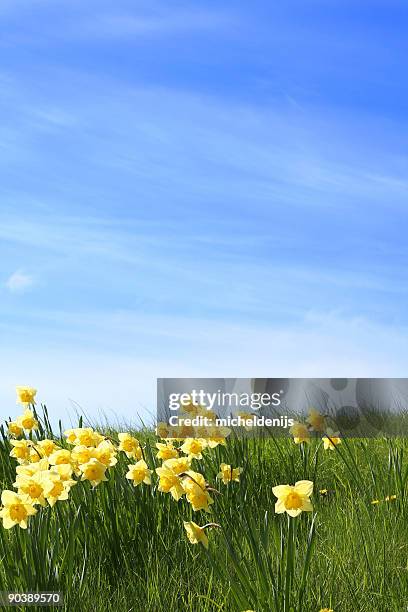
[0,0,408,427]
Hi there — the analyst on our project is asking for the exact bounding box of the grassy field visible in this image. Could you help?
[1,401,408,612]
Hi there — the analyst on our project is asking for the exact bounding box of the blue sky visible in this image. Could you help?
[1,0,407,426]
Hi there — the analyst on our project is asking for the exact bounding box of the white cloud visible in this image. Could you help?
[5,269,35,293]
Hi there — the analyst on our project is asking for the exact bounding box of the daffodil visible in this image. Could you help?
[205,426,230,448]
[126,460,151,486]
[93,440,117,467]
[306,408,326,432]
[28,447,42,463]
[183,521,209,548]
[50,464,75,482]
[43,471,76,507]
[14,472,48,507]
[289,422,310,444]
[9,439,33,464]
[16,458,49,477]
[73,428,103,448]
[7,421,23,438]
[35,439,58,457]
[272,480,313,517]
[162,456,191,475]
[64,429,78,444]
[182,471,214,512]
[49,449,72,466]
[385,494,397,502]
[0,490,37,529]
[118,433,142,459]
[156,442,179,461]
[16,408,38,431]
[322,429,341,450]
[371,499,380,505]
[180,438,207,459]
[71,445,93,466]
[217,463,242,484]
[156,466,185,500]
[79,458,108,487]
[16,386,37,405]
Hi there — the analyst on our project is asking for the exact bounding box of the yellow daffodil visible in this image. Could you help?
[35,439,58,457]
[217,463,242,484]
[118,433,142,459]
[64,429,78,444]
[9,439,33,464]
[182,471,214,512]
[205,426,230,448]
[93,440,117,467]
[0,490,37,529]
[306,408,326,432]
[289,422,310,444]
[43,471,76,507]
[50,464,75,482]
[74,428,103,448]
[183,521,209,549]
[385,494,397,502]
[156,466,185,500]
[322,429,341,450]
[156,442,179,461]
[319,489,328,495]
[14,472,48,507]
[16,386,37,405]
[7,421,23,438]
[49,449,72,466]
[206,437,227,449]
[371,499,380,505]
[16,408,38,431]
[71,445,93,466]
[180,438,207,459]
[162,456,191,475]
[272,480,313,517]
[79,458,108,487]
[28,447,42,463]
[16,458,49,477]
[126,460,151,486]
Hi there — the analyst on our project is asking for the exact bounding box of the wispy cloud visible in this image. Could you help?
[5,269,35,293]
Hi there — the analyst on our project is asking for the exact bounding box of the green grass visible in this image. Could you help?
[1,414,408,612]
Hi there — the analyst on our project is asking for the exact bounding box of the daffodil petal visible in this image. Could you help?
[272,484,292,498]
[294,480,313,496]
[300,498,313,512]
[1,490,19,505]
[286,507,302,517]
